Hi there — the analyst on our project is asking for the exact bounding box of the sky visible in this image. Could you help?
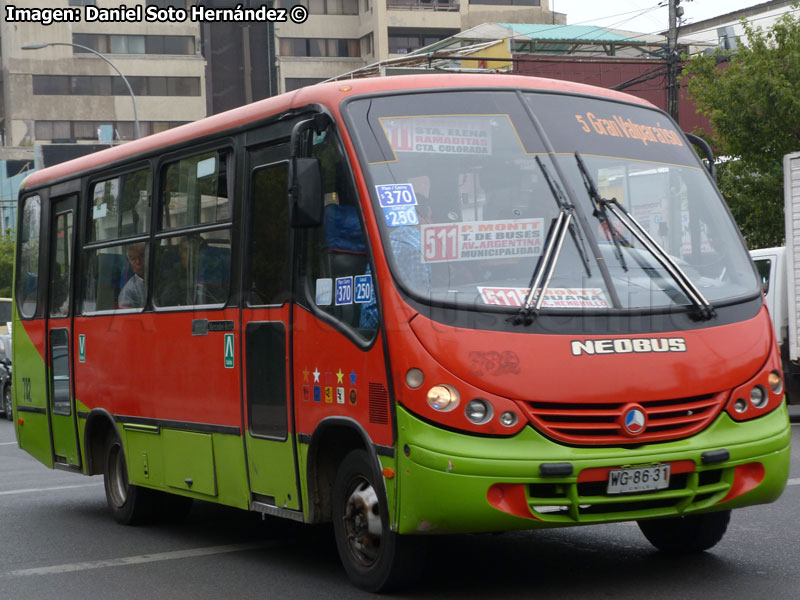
[551,0,772,35]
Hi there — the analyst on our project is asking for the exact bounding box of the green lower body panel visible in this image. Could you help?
[123,425,251,510]
[394,404,791,535]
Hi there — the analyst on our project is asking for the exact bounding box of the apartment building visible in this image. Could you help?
[678,0,793,49]
[0,0,206,147]
[274,0,564,92]
[0,0,206,230]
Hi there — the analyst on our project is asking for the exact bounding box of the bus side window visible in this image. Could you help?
[17,195,42,318]
[247,161,290,306]
[81,168,151,313]
[153,149,232,308]
[304,128,375,339]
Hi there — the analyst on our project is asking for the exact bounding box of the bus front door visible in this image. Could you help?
[241,156,300,513]
[46,195,81,469]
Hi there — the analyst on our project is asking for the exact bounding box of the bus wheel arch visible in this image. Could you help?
[305,418,376,524]
[332,448,425,591]
[84,409,118,476]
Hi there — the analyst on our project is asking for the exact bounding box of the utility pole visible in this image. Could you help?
[667,0,683,122]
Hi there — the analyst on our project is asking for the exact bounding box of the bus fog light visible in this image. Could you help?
[465,399,492,424]
[426,384,459,412]
[749,386,767,409]
[499,411,518,427]
[733,398,748,413]
[406,368,424,389]
[768,371,783,395]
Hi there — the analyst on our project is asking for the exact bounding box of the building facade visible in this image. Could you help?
[0,0,207,232]
[1,0,206,147]
[274,0,564,92]
[678,0,793,50]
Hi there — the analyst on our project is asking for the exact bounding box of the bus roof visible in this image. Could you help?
[22,73,654,191]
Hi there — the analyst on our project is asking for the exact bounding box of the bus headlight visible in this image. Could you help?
[426,384,459,412]
[465,399,492,424]
[749,386,768,409]
[499,411,519,427]
[406,368,424,389]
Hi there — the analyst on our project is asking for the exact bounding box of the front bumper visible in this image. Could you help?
[394,403,791,534]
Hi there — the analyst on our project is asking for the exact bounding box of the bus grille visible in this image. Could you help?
[525,465,733,523]
[519,391,727,445]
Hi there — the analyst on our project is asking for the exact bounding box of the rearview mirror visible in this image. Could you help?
[288,157,323,228]
[684,132,717,181]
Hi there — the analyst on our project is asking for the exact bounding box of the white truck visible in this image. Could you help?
[749,150,800,404]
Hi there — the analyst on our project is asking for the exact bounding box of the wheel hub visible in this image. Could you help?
[342,478,382,565]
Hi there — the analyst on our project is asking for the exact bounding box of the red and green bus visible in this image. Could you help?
[12,74,791,591]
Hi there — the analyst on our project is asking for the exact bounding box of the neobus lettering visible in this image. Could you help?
[571,337,687,356]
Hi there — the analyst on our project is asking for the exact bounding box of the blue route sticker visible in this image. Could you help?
[354,274,372,304]
[335,276,354,305]
[382,205,418,228]
[376,183,417,208]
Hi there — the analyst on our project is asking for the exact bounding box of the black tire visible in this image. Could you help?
[2,385,11,421]
[103,434,155,525]
[638,509,731,553]
[332,449,426,592]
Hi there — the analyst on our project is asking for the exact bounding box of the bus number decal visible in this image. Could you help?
[354,275,372,303]
[376,183,417,208]
[423,225,459,262]
[382,205,418,228]
[335,277,353,305]
[377,183,418,228]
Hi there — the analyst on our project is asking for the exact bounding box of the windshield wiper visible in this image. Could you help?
[536,157,591,279]
[510,157,592,326]
[512,207,574,326]
[575,154,628,273]
[574,153,716,321]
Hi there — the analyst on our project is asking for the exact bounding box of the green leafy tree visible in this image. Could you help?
[684,7,800,248]
[0,230,16,298]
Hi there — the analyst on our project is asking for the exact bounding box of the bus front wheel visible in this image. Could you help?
[637,509,731,553]
[103,434,154,525]
[332,449,426,592]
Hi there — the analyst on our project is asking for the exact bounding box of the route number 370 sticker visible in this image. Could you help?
[376,183,419,228]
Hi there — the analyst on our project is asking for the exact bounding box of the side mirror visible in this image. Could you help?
[288,157,323,228]
[684,132,717,181]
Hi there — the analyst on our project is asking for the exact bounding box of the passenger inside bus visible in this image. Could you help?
[359,202,432,329]
[117,242,146,309]
[155,236,200,306]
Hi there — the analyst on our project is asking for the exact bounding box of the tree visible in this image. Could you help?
[0,231,15,298]
[684,7,800,248]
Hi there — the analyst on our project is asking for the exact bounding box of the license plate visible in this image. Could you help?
[607,464,670,495]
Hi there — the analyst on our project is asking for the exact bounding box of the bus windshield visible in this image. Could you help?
[345,90,759,313]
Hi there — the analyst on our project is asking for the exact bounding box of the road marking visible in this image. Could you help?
[788,478,800,486]
[0,483,103,496]
[6,542,269,577]
[0,441,18,445]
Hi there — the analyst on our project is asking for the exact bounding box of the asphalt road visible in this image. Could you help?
[0,409,798,600]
